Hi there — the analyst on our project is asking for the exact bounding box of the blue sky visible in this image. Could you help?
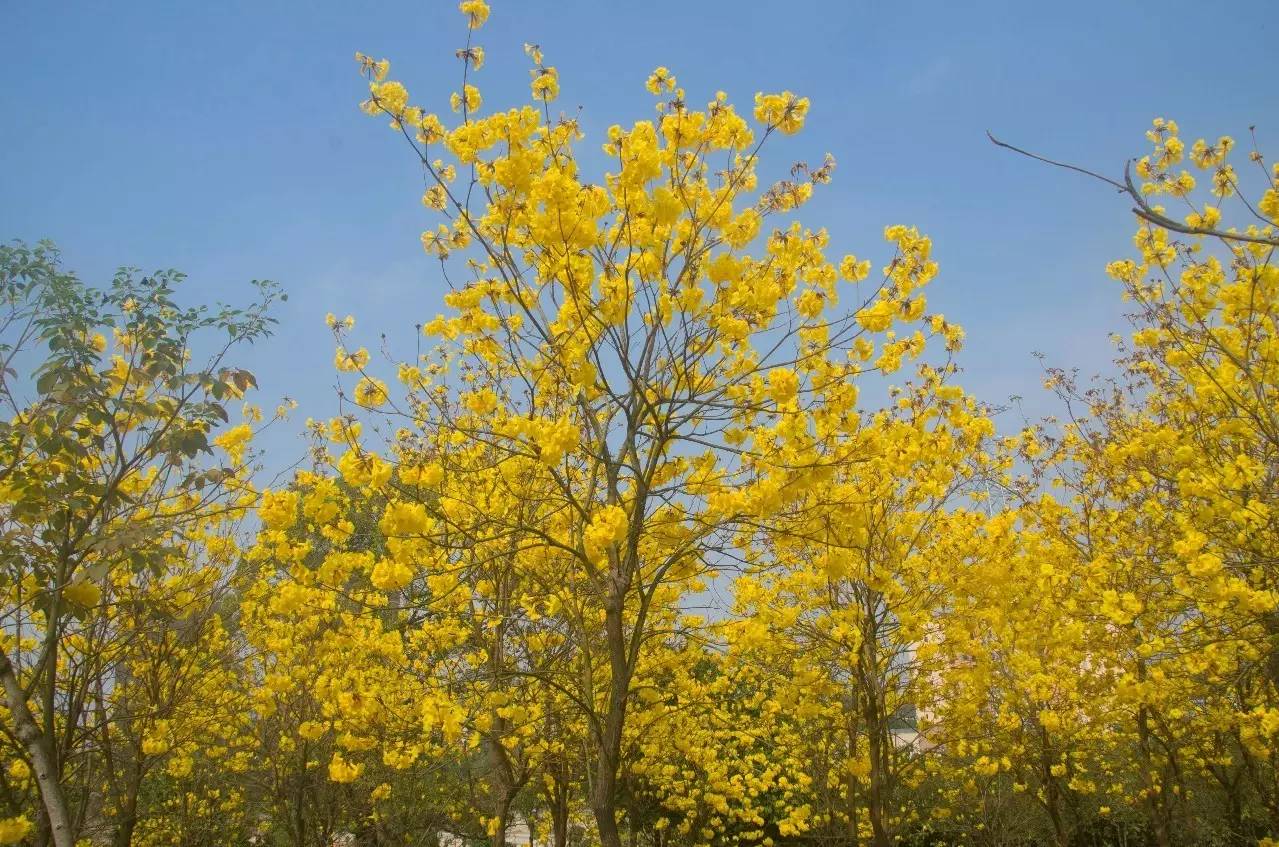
[3,0,1277,467]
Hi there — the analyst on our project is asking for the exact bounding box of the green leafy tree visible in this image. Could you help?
[0,241,279,846]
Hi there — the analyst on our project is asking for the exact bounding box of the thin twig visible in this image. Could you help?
[987,130,1279,248]
[987,131,1126,192]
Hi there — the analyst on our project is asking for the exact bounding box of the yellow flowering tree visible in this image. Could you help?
[977,118,1279,843]
[1080,119,1279,842]
[339,1,973,842]
[731,370,995,847]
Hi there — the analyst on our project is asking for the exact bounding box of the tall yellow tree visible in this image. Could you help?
[735,368,995,846]
[343,2,966,843]
[983,117,1279,843]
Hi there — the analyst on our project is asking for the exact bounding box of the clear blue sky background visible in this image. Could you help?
[3,0,1276,467]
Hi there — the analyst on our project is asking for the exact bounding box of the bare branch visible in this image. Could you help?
[988,130,1279,248]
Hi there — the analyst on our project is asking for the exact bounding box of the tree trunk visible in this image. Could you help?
[1041,751,1068,847]
[862,695,890,847]
[491,795,512,847]
[859,611,890,847]
[112,806,138,847]
[846,711,861,847]
[0,652,74,847]
[111,753,144,847]
[291,748,308,847]
[545,757,571,847]
[591,599,629,847]
[1135,661,1171,847]
[1044,783,1068,847]
[1226,787,1244,847]
[551,799,569,847]
[591,796,623,847]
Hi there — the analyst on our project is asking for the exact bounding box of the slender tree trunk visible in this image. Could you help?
[860,610,890,847]
[551,799,569,847]
[1226,787,1244,847]
[590,762,622,847]
[542,721,571,847]
[862,694,889,847]
[112,804,138,847]
[1040,746,1068,847]
[846,711,861,847]
[545,758,570,847]
[1044,783,1068,847]
[1135,659,1171,847]
[291,746,308,847]
[591,600,629,847]
[487,604,516,847]
[0,652,73,847]
[491,794,512,847]
[111,754,144,847]
[1271,746,1279,839]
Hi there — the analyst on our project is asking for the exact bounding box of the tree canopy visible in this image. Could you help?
[2,3,1279,847]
